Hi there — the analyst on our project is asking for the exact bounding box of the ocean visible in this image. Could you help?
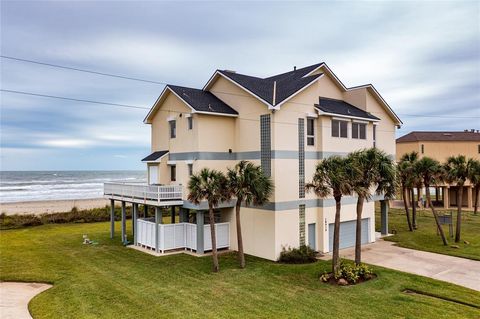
[0,170,146,203]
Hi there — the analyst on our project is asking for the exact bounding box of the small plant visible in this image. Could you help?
[323,259,374,285]
[278,245,317,264]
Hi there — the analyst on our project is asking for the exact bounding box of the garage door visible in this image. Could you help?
[329,218,369,251]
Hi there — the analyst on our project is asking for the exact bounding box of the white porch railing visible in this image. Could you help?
[104,182,183,204]
[136,218,230,253]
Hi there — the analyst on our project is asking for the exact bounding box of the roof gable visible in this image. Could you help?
[144,85,238,123]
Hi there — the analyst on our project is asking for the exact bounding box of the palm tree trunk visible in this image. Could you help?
[417,186,422,209]
[411,188,417,230]
[208,205,219,272]
[332,195,342,274]
[474,186,479,215]
[425,185,448,246]
[235,201,245,268]
[403,186,413,231]
[354,196,364,265]
[455,185,463,243]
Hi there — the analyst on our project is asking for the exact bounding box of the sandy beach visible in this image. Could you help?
[0,198,110,215]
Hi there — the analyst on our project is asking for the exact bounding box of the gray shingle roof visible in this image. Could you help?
[315,97,380,120]
[168,85,238,115]
[217,63,323,106]
[142,150,169,162]
[397,131,480,143]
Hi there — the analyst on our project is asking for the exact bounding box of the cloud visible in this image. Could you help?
[1,1,479,170]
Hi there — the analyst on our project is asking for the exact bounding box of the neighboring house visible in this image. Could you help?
[105,62,401,261]
[396,130,480,210]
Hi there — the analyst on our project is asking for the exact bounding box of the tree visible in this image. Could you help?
[397,152,419,231]
[468,159,480,215]
[188,168,230,272]
[415,157,448,245]
[227,161,273,268]
[349,148,396,265]
[444,155,470,242]
[306,156,354,274]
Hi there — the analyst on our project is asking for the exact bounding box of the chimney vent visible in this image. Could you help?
[294,66,297,71]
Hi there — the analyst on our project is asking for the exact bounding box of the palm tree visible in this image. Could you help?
[415,157,448,246]
[349,148,396,265]
[306,156,354,274]
[188,168,230,272]
[468,159,480,215]
[227,161,273,268]
[397,152,418,231]
[444,155,470,242]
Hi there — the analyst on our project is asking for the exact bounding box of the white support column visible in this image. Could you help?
[110,199,115,239]
[121,201,126,244]
[155,207,161,253]
[133,203,138,246]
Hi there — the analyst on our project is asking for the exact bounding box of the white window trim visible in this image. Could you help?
[352,122,367,140]
[306,117,316,146]
[331,119,349,139]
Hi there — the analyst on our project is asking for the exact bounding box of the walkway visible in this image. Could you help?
[321,240,480,291]
[0,282,52,319]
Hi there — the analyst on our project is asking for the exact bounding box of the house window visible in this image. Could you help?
[373,125,377,147]
[187,116,193,130]
[170,165,176,181]
[299,205,306,246]
[188,164,193,176]
[352,122,366,139]
[421,144,425,154]
[306,118,315,146]
[478,144,480,154]
[169,120,176,138]
[332,119,348,138]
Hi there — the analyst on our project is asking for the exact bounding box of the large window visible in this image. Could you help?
[306,118,315,146]
[352,122,366,139]
[331,119,348,138]
[170,165,176,181]
[169,120,176,138]
[187,116,193,130]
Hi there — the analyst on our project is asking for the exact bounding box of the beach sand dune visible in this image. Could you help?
[0,198,110,215]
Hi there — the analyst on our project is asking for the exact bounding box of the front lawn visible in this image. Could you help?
[376,206,480,260]
[1,221,479,318]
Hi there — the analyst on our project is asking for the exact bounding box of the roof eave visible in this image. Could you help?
[314,107,380,122]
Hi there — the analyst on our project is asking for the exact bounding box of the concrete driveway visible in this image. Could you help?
[321,240,480,291]
[0,282,52,319]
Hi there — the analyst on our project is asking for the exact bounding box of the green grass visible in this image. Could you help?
[376,207,480,260]
[1,222,479,318]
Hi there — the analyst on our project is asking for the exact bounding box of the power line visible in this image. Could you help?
[1,55,168,85]
[0,89,150,110]
[2,55,479,120]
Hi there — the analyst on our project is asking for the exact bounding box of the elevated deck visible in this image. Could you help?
[104,182,183,206]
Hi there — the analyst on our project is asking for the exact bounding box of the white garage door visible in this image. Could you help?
[329,218,369,251]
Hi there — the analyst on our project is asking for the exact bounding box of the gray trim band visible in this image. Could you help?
[182,194,385,212]
[168,150,354,161]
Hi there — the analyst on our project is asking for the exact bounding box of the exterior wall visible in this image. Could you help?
[144,67,397,261]
[396,140,480,162]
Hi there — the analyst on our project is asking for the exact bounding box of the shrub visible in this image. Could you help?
[333,260,373,284]
[0,205,135,230]
[278,245,317,264]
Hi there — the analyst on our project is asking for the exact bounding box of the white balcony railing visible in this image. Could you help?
[104,182,183,204]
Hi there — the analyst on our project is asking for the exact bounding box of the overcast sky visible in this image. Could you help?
[1,1,479,171]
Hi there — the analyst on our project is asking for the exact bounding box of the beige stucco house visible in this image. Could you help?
[105,62,401,261]
[396,131,480,210]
